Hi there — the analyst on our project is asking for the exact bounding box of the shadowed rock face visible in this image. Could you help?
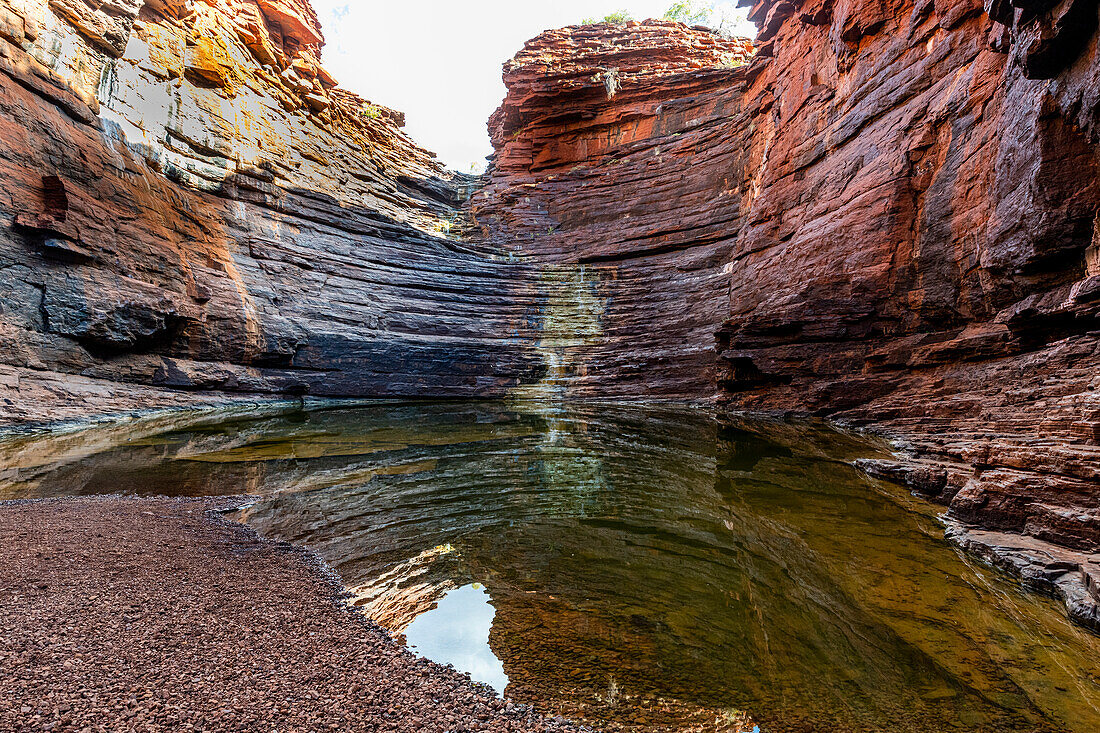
[0,1,1098,623]
[709,1,1100,550]
[734,0,1100,590]
[0,0,558,423]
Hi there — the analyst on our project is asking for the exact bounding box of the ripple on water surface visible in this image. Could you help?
[3,402,1100,732]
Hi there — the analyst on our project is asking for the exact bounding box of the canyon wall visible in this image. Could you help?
[711,0,1100,552]
[0,0,555,424]
[473,24,755,398]
[0,2,759,422]
[717,0,1100,621]
[0,1,1097,622]
[473,6,1100,625]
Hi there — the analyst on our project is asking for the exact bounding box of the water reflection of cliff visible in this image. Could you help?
[234,405,1100,733]
[5,403,1100,732]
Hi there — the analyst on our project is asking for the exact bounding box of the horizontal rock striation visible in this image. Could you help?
[473,9,1100,625]
[472,22,755,398]
[0,0,1097,625]
[718,0,1100,624]
[0,0,558,423]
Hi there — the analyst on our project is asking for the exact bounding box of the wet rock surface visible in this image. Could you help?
[944,521,1100,633]
[0,495,589,732]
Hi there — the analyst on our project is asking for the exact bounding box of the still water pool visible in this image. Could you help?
[3,402,1099,732]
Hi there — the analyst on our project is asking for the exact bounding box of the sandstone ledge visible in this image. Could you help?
[945,520,1100,633]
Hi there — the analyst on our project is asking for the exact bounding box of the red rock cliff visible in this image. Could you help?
[472,22,755,398]
[1,0,1097,627]
[473,7,1100,628]
[0,0,552,422]
[723,0,1100,627]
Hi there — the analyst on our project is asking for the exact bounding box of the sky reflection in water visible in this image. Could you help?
[403,584,509,695]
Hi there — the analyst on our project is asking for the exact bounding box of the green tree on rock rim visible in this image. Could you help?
[663,1,715,25]
[581,3,737,33]
[581,10,635,25]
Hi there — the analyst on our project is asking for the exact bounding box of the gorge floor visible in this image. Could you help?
[2,402,1099,733]
[0,495,586,733]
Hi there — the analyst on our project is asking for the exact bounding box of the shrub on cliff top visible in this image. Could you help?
[581,11,634,25]
[663,1,714,25]
[663,1,741,35]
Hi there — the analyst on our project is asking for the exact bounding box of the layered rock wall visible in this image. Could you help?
[0,0,553,423]
[473,23,755,398]
[472,7,1100,623]
[715,0,1100,557]
[1,0,1098,623]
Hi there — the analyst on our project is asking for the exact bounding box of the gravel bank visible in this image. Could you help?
[0,496,589,732]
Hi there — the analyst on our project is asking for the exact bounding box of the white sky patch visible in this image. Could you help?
[403,584,508,694]
[311,1,755,172]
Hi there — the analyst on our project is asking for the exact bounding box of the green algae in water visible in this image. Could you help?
[3,402,1099,732]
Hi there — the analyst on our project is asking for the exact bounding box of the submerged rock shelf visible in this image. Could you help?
[3,402,1100,731]
[0,0,1097,725]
